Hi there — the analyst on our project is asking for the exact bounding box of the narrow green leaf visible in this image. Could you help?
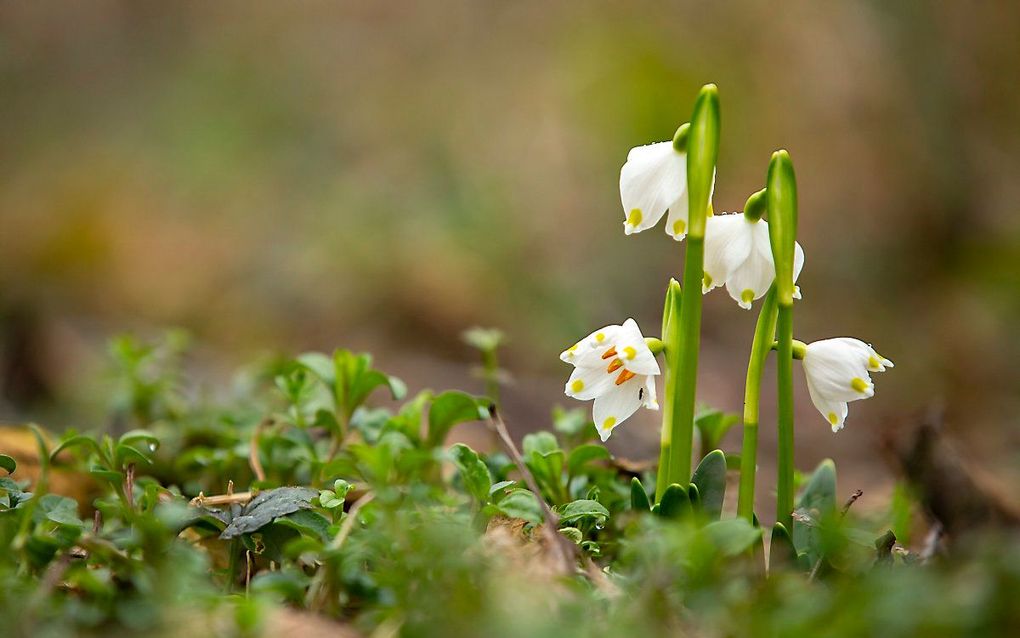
[630,477,651,512]
[0,454,15,475]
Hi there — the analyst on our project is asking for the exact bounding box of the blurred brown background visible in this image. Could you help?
[1,2,1018,505]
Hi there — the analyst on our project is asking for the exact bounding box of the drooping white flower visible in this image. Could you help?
[620,141,715,241]
[702,213,805,309]
[801,338,894,432]
[560,318,660,442]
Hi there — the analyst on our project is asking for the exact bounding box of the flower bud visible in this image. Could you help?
[685,84,720,239]
[743,187,767,222]
[766,150,798,305]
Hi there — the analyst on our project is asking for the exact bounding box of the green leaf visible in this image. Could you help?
[630,477,651,512]
[769,522,798,571]
[694,410,739,450]
[559,526,583,544]
[50,435,103,461]
[704,518,763,556]
[88,466,124,484]
[691,449,727,521]
[687,483,701,511]
[793,459,837,559]
[489,480,515,495]
[273,509,331,542]
[427,391,486,447]
[220,487,318,539]
[494,489,543,524]
[0,454,15,474]
[556,499,609,525]
[658,483,691,519]
[567,444,611,476]
[450,443,493,503]
[118,430,160,451]
[115,443,153,467]
[296,352,335,386]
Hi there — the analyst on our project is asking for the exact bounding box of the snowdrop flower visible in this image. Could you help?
[800,338,894,432]
[702,212,805,309]
[560,319,660,442]
[619,126,714,241]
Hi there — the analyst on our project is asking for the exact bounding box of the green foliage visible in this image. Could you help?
[1,335,1017,637]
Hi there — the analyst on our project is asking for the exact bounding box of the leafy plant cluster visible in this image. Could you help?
[1,333,1017,637]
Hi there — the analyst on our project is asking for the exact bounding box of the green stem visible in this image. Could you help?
[656,282,681,501]
[667,237,705,486]
[775,302,795,529]
[737,286,778,521]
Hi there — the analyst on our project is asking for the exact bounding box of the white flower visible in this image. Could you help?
[560,318,660,442]
[702,213,805,309]
[620,141,714,240]
[801,338,894,432]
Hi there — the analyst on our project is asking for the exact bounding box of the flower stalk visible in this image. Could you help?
[766,149,799,529]
[665,84,720,487]
[737,284,778,521]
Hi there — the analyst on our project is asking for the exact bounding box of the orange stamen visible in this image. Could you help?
[601,346,617,360]
[607,358,624,373]
[615,369,636,385]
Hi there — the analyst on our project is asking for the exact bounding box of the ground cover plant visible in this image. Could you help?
[2,86,1018,638]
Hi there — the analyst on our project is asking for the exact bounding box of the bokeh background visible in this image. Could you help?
[2,1,1018,511]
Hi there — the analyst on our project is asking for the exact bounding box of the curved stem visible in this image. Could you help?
[667,237,704,486]
[737,286,778,521]
[775,302,795,529]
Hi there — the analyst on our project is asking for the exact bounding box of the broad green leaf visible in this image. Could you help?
[489,480,515,495]
[450,443,493,503]
[793,459,837,556]
[559,526,583,544]
[556,499,609,525]
[687,483,701,510]
[115,443,153,467]
[273,509,331,541]
[704,518,763,556]
[658,483,691,519]
[630,477,651,512]
[494,489,543,524]
[691,449,727,520]
[427,391,487,447]
[567,444,611,476]
[220,487,318,539]
[0,454,15,474]
[296,352,335,386]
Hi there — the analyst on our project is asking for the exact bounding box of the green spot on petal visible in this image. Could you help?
[741,289,755,304]
[628,208,643,226]
[851,377,870,393]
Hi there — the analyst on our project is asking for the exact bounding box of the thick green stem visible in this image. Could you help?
[667,237,704,486]
[775,302,795,529]
[737,286,778,521]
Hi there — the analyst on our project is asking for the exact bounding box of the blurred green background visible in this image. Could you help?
[1,2,1018,500]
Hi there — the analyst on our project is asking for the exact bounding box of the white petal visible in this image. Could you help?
[664,188,689,241]
[793,241,806,283]
[564,365,614,401]
[805,374,850,432]
[620,142,686,235]
[802,338,874,403]
[642,375,658,410]
[703,214,752,293]
[666,170,716,241]
[560,324,622,366]
[724,222,776,309]
[614,318,660,376]
[592,380,645,441]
